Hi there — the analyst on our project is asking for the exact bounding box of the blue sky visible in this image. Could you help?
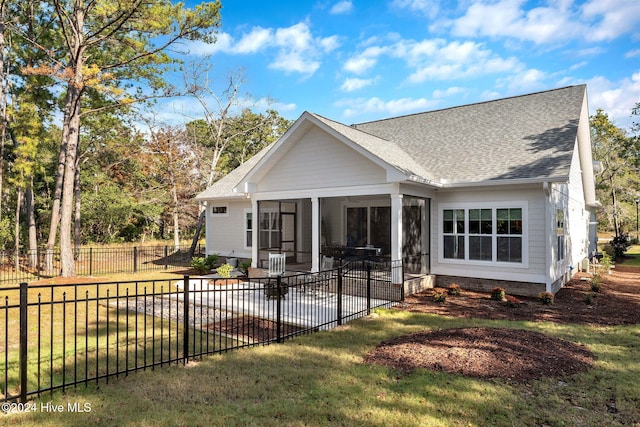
[165,0,640,129]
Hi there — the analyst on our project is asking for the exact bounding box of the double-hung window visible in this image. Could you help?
[442,205,525,265]
[556,209,565,261]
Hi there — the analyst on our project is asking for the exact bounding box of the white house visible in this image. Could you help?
[195,85,600,296]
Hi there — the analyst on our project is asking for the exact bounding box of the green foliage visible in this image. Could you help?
[584,293,597,305]
[432,288,447,303]
[216,263,234,278]
[190,254,218,274]
[590,109,640,235]
[238,259,251,275]
[491,287,506,301]
[447,284,461,296]
[538,292,554,305]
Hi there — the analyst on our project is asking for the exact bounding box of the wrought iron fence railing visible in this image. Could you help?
[1,260,404,404]
[0,245,205,286]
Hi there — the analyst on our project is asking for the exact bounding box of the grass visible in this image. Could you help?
[3,308,639,426]
[619,244,640,267]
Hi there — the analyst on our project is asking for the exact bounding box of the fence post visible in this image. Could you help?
[89,248,93,277]
[183,275,190,364]
[366,263,371,315]
[19,282,28,403]
[337,266,343,326]
[164,246,168,270]
[276,275,282,343]
[37,246,41,281]
[133,247,138,273]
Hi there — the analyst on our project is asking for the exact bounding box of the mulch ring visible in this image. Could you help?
[364,268,640,383]
[363,327,595,383]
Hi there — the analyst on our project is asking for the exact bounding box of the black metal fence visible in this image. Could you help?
[1,260,403,403]
[0,244,205,286]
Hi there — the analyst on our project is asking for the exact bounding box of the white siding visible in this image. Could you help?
[567,140,590,268]
[258,127,387,192]
[431,186,547,283]
[205,200,252,258]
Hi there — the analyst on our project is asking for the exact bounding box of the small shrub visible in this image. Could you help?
[538,292,554,305]
[216,263,234,278]
[191,254,220,274]
[447,284,461,296]
[584,293,597,305]
[491,287,506,301]
[239,259,252,275]
[505,295,522,308]
[591,281,601,293]
[191,257,210,274]
[432,289,447,303]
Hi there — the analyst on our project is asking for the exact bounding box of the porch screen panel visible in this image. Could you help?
[346,207,367,247]
[370,207,390,255]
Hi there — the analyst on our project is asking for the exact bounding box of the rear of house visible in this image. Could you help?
[196,85,599,297]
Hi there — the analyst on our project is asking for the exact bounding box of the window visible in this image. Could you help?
[245,211,253,248]
[443,209,465,259]
[556,209,565,261]
[442,205,524,264]
[211,205,228,216]
[496,208,522,263]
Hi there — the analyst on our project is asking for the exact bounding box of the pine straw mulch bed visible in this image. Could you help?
[364,266,640,383]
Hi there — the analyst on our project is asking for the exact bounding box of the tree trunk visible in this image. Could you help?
[26,180,38,268]
[609,175,620,238]
[189,208,205,257]
[14,188,22,272]
[45,124,68,270]
[59,87,81,276]
[74,154,81,258]
[172,181,180,250]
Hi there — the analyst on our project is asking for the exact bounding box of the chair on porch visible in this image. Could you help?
[265,253,287,300]
[306,255,334,297]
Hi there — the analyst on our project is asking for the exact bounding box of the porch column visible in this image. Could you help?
[251,198,259,268]
[311,197,320,272]
[391,193,403,284]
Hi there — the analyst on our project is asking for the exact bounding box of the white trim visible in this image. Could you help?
[437,201,529,269]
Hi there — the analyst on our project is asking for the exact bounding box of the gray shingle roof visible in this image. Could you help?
[353,85,585,183]
[197,85,586,200]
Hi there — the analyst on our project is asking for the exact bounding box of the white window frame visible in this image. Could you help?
[556,209,565,262]
[244,209,253,250]
[210,203,229,217]
[438,201,528,268]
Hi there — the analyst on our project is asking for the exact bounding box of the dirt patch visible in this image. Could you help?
[365,267,639,382]
[207,315,306,342]
[364,327,595,383]
[400,269,640,326]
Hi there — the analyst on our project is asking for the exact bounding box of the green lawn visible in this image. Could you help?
[4,309,639,426]
[620,244,640,267]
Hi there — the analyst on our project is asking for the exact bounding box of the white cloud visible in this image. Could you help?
[234,27,272,53]
[391,0,439,19]
[586,72,640,129]
[338,96,439,118]
[330,1,353,15]
[582,0,640,42]
[183,22,339,76]
[433,0,640,46]
[432,86,465,99]
[625,49,640,59]
[340,77,378,92]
